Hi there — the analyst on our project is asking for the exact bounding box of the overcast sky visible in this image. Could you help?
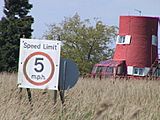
[0,0,160,38]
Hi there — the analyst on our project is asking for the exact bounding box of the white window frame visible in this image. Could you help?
[127,66,150,76]
[116,35,131,44]
[127,66,133,75]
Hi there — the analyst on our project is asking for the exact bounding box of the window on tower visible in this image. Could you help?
[152,35,157,46]
[133,67,144,76]
[116,35,131,44]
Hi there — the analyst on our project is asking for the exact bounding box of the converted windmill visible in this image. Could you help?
[91,16,160,78]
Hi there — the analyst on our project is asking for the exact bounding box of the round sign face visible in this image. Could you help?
[23,52,55,86]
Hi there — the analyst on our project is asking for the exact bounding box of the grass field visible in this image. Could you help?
[0,73,160,120]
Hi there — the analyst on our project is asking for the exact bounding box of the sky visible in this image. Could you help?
[0,0,160,38]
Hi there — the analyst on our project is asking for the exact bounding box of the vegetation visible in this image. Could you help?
[44,13,118,75]
[0,0,34,72]
[1,73,160,120]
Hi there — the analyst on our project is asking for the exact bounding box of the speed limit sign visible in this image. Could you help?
[18,38,61,90]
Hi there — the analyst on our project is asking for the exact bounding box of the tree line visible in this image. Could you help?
[0,0,118,75]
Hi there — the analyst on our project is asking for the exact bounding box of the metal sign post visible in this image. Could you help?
[53,58,79,104]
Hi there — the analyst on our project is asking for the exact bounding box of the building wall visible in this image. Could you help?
[114,16,158,68]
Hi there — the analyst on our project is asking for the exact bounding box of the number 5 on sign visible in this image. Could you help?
[34,58,44,72]
[18,38,61,90]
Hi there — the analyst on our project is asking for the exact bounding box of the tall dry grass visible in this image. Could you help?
[0,73,160,120]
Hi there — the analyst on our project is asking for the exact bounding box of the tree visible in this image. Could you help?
[0,0,34,72]
[44,13,118,74]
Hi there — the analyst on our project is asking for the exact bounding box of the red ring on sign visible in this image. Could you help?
[23,52,55,86]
